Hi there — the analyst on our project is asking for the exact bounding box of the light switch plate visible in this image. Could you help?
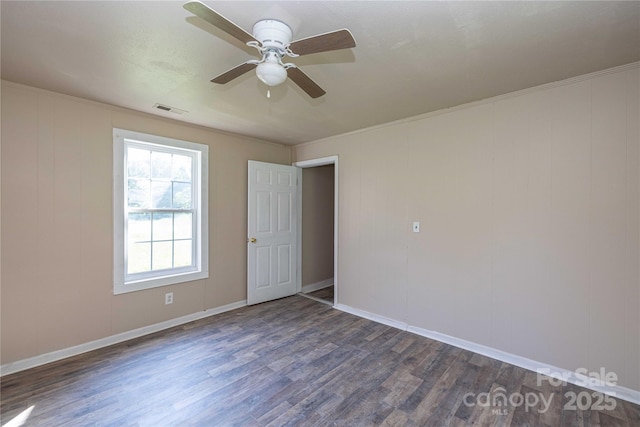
[412,221,420,233]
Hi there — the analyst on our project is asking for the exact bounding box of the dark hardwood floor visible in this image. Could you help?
[1,295,638,426]
[306,286,334,304]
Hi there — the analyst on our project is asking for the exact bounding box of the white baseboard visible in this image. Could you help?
[302,278,333,294]
[0,300,247,377]
[334,303,640,406]
[334,303,408,331]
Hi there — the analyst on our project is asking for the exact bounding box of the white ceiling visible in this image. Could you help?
[2,1,639,145]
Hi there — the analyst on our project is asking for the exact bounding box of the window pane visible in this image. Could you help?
[173,182,192,209]
[128,213,151,242]
[172,154,192,182]
[174,213,192,239]
[128,242,151,274]
[128,179,150,208]
[174,240,193,267]
[127,148,150,178]
[152,213,173,241]
[152,241,172,270]
[151,151,171,180]
[151,181,172,208]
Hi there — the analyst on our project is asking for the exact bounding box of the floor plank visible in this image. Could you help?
[1,295,638,426]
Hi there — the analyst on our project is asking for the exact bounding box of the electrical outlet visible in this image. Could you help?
[165,292,173,305]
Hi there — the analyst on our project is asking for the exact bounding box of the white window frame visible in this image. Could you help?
[113,128,209,294]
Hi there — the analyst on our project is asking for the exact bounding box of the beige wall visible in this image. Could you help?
[301,165,334,287]
[0,81,291,364]
[294,65,640,390]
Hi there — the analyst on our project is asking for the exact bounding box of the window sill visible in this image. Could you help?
[114,270,209,295]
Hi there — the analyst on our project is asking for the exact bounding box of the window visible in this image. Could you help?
[113,129,208,294]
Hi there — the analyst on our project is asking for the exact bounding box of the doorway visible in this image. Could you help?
[294,156,338,306]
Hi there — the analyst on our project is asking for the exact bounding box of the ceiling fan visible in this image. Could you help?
[183,0,356,98]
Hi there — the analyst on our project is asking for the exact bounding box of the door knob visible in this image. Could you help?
[247,237,257,243]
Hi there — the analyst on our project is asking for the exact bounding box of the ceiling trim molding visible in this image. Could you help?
[0,79,290,149]
[296,61,640,149]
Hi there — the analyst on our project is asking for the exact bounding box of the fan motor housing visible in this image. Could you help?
[252,19,293,49]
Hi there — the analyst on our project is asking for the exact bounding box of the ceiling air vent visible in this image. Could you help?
[153,103,187,115]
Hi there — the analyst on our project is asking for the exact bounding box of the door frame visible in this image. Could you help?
[293,156,339,305]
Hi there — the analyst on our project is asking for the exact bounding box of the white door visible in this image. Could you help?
[247,161,298,305]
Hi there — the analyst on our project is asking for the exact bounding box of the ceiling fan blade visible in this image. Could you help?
[287,67,326,99]
[288,29,356,56]
[184,0,257,45]
[211,62,257,84]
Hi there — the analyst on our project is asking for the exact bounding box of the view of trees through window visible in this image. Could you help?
[126,146,195,275]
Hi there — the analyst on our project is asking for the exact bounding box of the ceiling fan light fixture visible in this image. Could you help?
[184,1,356,98]
[256,61,287,86]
